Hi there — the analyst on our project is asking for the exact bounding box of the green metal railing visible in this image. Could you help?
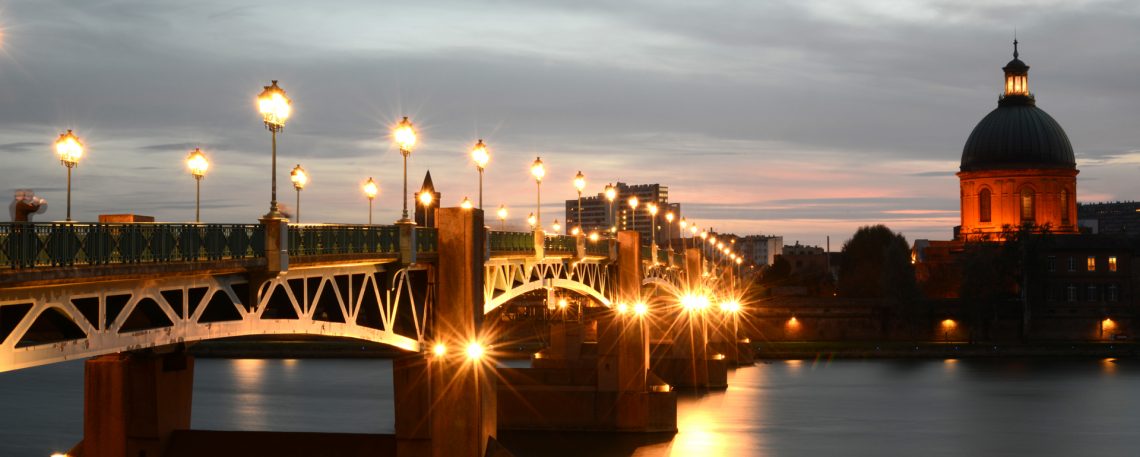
[639,245,673,264]
[488,231,534,254]
[415,227,438,254]
[288,224,399,256]
[544,234,577,254]
[1,223,264,269]
[585,238,609,256]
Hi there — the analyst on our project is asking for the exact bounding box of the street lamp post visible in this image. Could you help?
[461,196,473,210]
[393,117,417,223]
[647,202,658,250]
[573,171,586,234]
[604,183,617,234]
[627,195,639,235]
[418,191,434,226]
[256,80,292,220]
[665,211,674,251]
[54,130,84,222]
[531,157,545,229]
[527,212,537,229]
[497,205,508,231]
[472,139,489,210]
[363,177,378,225]
[187,148,209,223]
[290,164,307,223]
[679,217,688,251]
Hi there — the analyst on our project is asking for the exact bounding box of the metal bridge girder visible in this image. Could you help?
[0,260,429,373]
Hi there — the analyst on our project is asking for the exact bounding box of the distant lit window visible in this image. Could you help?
[1047,256,1056,273]
[1088,256,1096,272]
[1108,284,1119,302]
[1020,188,1035,223]
[1068,257,1076,272]
[1109,256,1117,272]
[979,188,992,223]
[1066,285,1077,302]
[1087,285,1098,302]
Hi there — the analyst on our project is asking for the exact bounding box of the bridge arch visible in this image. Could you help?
[483,278,612,314]
[0,262,429,372]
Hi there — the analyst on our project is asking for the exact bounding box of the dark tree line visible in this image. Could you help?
[838,225,918,304]
[958,225,1053,341]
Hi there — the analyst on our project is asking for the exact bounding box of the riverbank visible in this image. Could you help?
[754,341,1140,359]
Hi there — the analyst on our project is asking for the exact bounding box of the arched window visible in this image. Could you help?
[979,188,992,223]
[1060,189,1070,224]
[1020,188,1035,223]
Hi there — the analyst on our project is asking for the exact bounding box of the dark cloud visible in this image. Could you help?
[0,0,1135,245]
[0,142,45,153]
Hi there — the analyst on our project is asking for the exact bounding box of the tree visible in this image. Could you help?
[762,256,791,283]
[958,224,1053,342]
[837,225,917,303]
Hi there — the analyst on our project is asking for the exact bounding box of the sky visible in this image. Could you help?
[1,0,1138,248]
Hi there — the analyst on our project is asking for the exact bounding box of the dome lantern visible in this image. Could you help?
[1002,39,1032,101]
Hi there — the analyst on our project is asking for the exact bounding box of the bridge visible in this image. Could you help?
[0,210,748,457]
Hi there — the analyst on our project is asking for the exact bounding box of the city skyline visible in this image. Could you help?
[1,1,1138,247]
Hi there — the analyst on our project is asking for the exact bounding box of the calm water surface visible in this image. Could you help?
[1,357,1138,456]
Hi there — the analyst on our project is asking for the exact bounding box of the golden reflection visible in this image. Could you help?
[1102,357,1117,375]
[231,359,268,430]
[670,409,730,456]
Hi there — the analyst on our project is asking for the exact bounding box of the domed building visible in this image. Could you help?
[957,41,1079,239]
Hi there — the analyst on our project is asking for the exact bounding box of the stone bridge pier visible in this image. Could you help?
[498,230,676,433]
[78,208,500,457]
[81,350,194,457]
[394,207,498,457]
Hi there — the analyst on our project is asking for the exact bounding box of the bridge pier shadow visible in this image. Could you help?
[77,351,194,457]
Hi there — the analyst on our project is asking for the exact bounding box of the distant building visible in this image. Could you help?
[1078,201,1140,236]
[911,42,1140,340]
[781,241,826,275]
[782,242,824,256]
[565,182,679,244]
[737,235,783,267]
[956,40,1078,240]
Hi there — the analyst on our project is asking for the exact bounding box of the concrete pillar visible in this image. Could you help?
[82,352,194,457]
[431,207,495,457]
[595,231,649,428]
[548,322,585,361]
[398,221,418,265]
[393,355,432,457]
[260,217,288,273]
[685,248,701,291]
[533,229,546,259]
[671,248,710,387]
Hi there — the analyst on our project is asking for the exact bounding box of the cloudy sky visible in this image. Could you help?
[1,0,1138,247]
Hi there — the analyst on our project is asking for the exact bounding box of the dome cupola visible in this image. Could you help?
[960,40,1075,172]
[955,40,1079,240]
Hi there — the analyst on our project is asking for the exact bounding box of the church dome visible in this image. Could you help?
[960,102,1075,172]
[960,41,1075,172]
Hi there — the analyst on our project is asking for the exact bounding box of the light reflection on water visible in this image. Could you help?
[3,357,1140,456]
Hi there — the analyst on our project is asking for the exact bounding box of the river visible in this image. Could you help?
[2,357,1138,456]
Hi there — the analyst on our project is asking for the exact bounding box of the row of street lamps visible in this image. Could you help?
[46,79,741,265]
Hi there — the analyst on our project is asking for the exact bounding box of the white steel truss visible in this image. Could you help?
[0,261,429,372]
[483,256,612,314]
